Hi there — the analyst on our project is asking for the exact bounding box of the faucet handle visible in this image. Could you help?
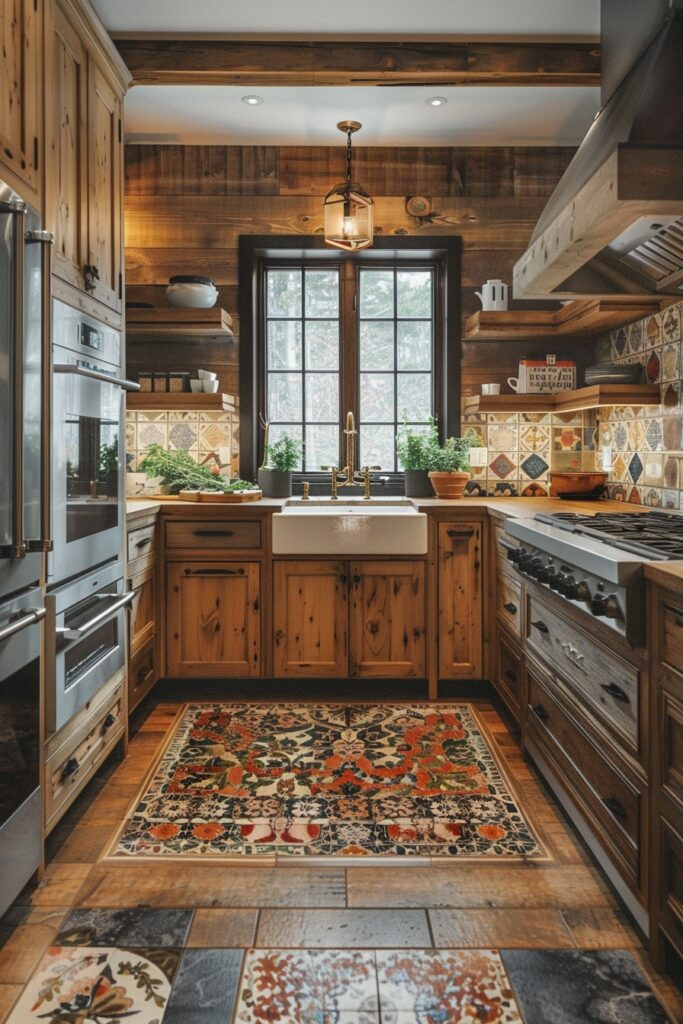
[330,466,339,500]
[301,481,310,500]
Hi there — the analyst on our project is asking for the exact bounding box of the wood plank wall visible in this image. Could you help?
[125,144,590,401]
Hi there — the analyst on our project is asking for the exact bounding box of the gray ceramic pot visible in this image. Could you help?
[257,468,292,498]
[403,469,433,498]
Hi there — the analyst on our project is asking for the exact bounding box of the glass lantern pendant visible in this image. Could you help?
[323,120,374,251]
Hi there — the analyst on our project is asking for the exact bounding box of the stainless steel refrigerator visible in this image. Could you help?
[0,178,51,916]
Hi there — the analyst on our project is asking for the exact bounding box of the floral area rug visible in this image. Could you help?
[106,703,549,861]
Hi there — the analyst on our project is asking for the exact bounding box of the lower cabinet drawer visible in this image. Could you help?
[526,666,643,891]
[526,592,639,753]
[497,571,522,640]
[129,638,157,713]
[495,633,524,722]
[656,813,683,960]
[165,520,261,551]
[45,685,124,832]
[129,568,156,654]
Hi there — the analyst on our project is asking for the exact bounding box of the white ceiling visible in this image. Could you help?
[123,85,600,147]
[91,0,600,38]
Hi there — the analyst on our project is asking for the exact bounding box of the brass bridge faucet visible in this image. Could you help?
[330,412,372,500]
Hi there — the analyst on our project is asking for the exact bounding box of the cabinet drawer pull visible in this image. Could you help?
[531,703,548,721]
[504,668,518,684]
[183,567,243,576]
[531,620,549,634]
[447,528,475,539]
[192,529,235,537]
[102,712,116,733]
[503,601,518,614]
[61,757,79,780]
[135,536,152,548]
[602,795,626,819]
[600,682,630,704]
[339,574,347,584]
[353,574,361,584]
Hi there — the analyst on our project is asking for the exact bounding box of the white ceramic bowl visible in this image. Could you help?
[203,379,219,393]
[198,369,218,380]
[190,379,204,392]
[166,279,218,309]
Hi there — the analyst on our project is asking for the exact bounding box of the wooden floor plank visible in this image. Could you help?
[256,909,432,948]
[186,909,259,948]
[0,985,22,1024]
[560,908,641,948]
[428,908,574,948]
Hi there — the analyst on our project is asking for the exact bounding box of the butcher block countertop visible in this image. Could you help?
[645,561,683,597]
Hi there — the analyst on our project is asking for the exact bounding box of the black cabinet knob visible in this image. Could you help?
[601,682,630,704]
[503,602,518,614]
[602,795,626,819]
[531,703,549,721]
[531,620,549,634]
[102,713,116,732]
[61,758,79,780]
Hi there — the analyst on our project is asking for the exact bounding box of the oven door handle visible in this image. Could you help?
[0,606,46,643]
[56,591,135,641]
[53,364,141,392]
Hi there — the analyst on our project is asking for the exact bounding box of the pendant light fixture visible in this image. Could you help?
[323,120,374,251]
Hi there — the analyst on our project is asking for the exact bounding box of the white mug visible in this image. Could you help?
[507,377,520,393]
[481,383,501,395]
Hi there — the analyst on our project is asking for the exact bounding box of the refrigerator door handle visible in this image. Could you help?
[9,202,26,558]
[25,230,54,553]
[53,364,141,392]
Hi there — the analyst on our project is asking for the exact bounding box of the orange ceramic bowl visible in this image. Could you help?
[549,471,608,496]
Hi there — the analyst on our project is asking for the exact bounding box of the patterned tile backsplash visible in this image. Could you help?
[460,300,683,506]
[593,299,683,509]
[126,405,240,490]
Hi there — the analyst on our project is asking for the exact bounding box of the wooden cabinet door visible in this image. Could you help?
[46,0,88,291]
[349,561,426,678]
[438,520,483,679]
[274,560,347,677]
[0,0,41,198]
[86,57,122,312]
[166,562,260,677]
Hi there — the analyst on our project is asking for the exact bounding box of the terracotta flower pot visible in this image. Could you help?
[428,470,470,499]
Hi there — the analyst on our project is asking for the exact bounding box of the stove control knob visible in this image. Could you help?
[547,567,561,588]
[591,594,607,616]
[508,546,523,564]
[561,574,577,598]
[603,594,621,620]
[575,581,591,602]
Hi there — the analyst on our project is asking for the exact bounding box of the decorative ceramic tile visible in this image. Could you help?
[628,485,642,504]
[488,480,520,497]
[645,313,663,348]
[501,949,669,1024]
[462,424,486,447]
[628,453,644,484]
[6,946,178,1024]
[520,412,552,424]
[107,703,548,861]
[551,411,583,427]
[464,480,486,497]
[235,949,379,1022]
[137,422,167,449]
[56,909,193,948]
[552,427,582,451]
[662,381,681,411]
[642,487,662,507]
[662,489,681,510]
[168,421,198,451]
[489,453,516,480]
[644,418,663,452]
[662,304,682,343]
[551,451,582,472]
[661,341,681,382]
[377,949,523,1024]
[663,416,682,451]
[519,424,549,452]
[628,420,645,451]
[643,456,663,486]
[628,319,644,353]
[646,348,662,383]
[611,454,627,481]
[487,423,518,451]
[613,327,628,357]
[520,453,549,481]
[521,482,549,497]
[663,456,680,490]
[200,423,230,450]
[613,423,628,450]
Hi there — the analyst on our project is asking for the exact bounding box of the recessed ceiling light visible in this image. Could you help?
[242,94,263,106]
[426,96,447,107]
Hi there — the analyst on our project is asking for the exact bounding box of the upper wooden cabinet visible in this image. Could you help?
[45,0,129,317]
[0,0,42,202]
[437,520,483,679]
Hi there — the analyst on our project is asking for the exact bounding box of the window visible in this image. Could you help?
[239,236,461,484]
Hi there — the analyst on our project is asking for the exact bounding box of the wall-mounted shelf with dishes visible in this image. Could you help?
[463,297,665,341]
[463,383,661,415]
[127,392,236,411]
[126,307,234,339]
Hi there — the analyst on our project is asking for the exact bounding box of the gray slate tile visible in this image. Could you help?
[56,908,193,947]
[501,949,670,1024]
[163,948,244,1024]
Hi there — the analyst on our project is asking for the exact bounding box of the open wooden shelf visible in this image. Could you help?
[127,392,237,411]
[126,307,234,338]
[463,383,661,415]
[463,297,665,341]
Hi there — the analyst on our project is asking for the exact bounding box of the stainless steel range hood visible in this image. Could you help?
[514,3,683,300]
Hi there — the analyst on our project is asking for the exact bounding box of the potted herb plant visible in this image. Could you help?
[427,434,476,499]
[257,426,302,499]
[397,419,438,497]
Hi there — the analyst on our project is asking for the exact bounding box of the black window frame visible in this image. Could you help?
[239,235,461,492]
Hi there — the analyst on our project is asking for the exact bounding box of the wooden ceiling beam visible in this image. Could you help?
[115,38,601,87]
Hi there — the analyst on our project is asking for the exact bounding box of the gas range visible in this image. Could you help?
[504,510,683,647]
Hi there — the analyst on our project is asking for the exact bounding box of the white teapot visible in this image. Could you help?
[475,279,508,311]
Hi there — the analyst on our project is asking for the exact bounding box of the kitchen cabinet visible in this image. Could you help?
[437,521,483,679]
[45,0,127,317]
[166,561,261,677]
[648,577,683,972]
[274,560,348,677]
[127,510,159,711]
[274,559,426,679]
[0,0,42,203]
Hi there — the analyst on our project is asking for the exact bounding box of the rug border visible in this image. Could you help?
[100,702,553,865]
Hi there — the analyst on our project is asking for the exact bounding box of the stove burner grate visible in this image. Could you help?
[534,510,683,560]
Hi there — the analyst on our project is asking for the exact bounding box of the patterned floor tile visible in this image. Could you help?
[376,949,523,1023]
[234,949,378,1022]
[163,948,243,1024]
[107,704,547,861]
[501,949,670,1024]
[56,908,193,948]
[5,945,179,1024]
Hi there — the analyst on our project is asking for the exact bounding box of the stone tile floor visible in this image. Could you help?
[0,698,681,1023]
